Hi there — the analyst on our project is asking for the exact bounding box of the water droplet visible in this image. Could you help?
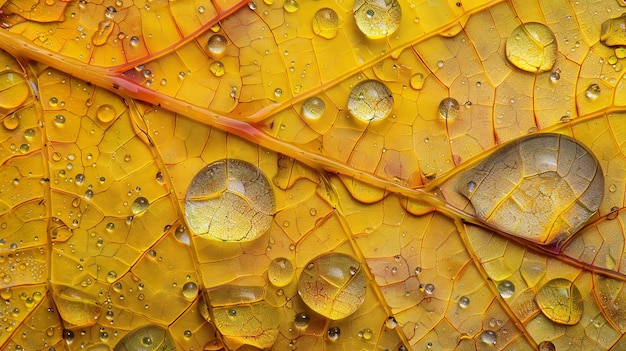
[610,184,617,192]
[274,88,283,97]
[184,159,275,242]
[458,295,470,308]
[549,70,560,83]
[283,0,299,12]
[3,114,20,130]
[298,253,366,319]
[106,271,117,283]
[49,97,59,107]
[247,1,256,10]
[75,173,85,185]
[480,330,497,345]
[410,73,424,90]
[182,282,198,299]
[209,61,225,77]
[423,283,435,295]
[385,316,397,329]
[360,328,373,340]
[198,5,205,13]
[96,104,116,123]
[538,341,556,351]
[302,96,326,119]
[62,329,75,343]
[91,20,113,46]
[600,14,626,46]
[129,36,140,47]
[207,34,227,58]
[132,197,149,215]
[312,8,338,39]
[0,72,29,110]
[113,325,176,351]
[294,312,310,329]
[347,80,394,122]
[585,83,601,100]
[536,278,583,325]
[51,285,101,327]
[505,22,557,73]
[451,133,603,245]
[438,97,460,120]
[353,0,402,39]
[105,6,117,18]
[497,280,515,298]
[327,327,340,341]
[268,257,295,287]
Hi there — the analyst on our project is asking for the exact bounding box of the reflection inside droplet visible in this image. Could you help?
[312,8,339,39]
[353,0,402,39]
[347,80,393,122]
[536,278,583,325]
[505,22,557,73]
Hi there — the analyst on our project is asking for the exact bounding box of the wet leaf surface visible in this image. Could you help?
[1,0,626,350]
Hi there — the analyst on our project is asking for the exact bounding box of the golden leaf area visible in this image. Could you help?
[3,0,626,349]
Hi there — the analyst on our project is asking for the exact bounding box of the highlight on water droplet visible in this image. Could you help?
[600,14,626,47]
[298,252,367,320]
[497,280,515,298]
[312,8,339,39]
[184,159,275,242]
[96,104,116,123]
[458,295,470,308]
[268,257,294,287]
[585,83,601,100]
[536,278,583,325]
[302,96,326,120]
[207,34,227,58]
[438,97,459,120]
[480,330,497,345]
[132,197,149,215]
[92,20,113,46]
[327,326,340,341]
[353,0,402,39]
[410,73,424,90]
[347,79,393,122]
[294,312,310,329]
[450,133,603,245]
[129,36,141,47]
[114,325,176,351]
[505,22,557,73]
[283,0,299,13]
[3,113,20,130]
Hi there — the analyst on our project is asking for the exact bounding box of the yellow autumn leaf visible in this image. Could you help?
[1,0,626,350]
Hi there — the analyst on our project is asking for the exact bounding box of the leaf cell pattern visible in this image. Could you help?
[1,0,626,350]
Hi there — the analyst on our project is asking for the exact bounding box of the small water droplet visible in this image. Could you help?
[132,197,149,215]
[209,61,225,77]
[585,83,601,100]
[497,280,515,298]
[302,96,326,119]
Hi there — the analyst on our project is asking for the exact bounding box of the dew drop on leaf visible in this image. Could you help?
[327,326,340,341]
[0,72,29,110]
[50,286,101,328]
[113,325,175,351]
[480,330,497,345]
[438,97,459,120]
[347,80,393,122]
[505,22,557,73]
[2,113,19,130]
[283,0,299,13]
[181,281,198,300]
[536,278,583,325]
[353,0,401,39]
[302,96,326,119]
[538,341,557,351]
[96,104,116,123]
[268,257,294,287]
[312,8,339,39]
[498,280,515,298]
[132,197,149,215]
[458,296,470,308]
[298,253,366,320]
[449,133,603,245]
[585,83,601,100]
[294,312,310,329]
[410,73,424,90]
[184,159,275,242]
[209,61,225,77]
[601,14,626,46]
[207,34,227,58]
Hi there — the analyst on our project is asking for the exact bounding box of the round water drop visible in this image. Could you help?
[53,114,66,127]
[327,327,340,341]
[105,6,117,18]
[361,328,373,340]
[353,0,402,39]
[298,252,367,320]
[274,88,282,97]
[132,197,149,215]
[283,0,299,13]
[182,282,198,299]
[312,8,339,39]
[129,36,140,47]
[294,312,310,329]
[347,79,394,122]
[113,325,175,351]
[3,114,20,131]
[184,159,275,242]
[207,34,227,58]
[538,341,556,351]
[268,257,294,287]
[410,73,424,90]
[480,330,497,345]
[585,83,601,100]
[439,97,459,120]
[505,22,557,73]
[549,69,560,83]
[497,280,515,298]
[0,72,29,110]
[51,286,101,327]
[106,271,117,283]
[49,97,59,107]
[536,278,583,325]
[209,61,225,77]
[458,295,470,308]
[450,133,603,245]
[423,283,435,295]
[96,104,116,123]
[302,96,326,119]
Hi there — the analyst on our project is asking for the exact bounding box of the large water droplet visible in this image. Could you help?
[96,104,116,123]
[3,114,20,130]
[298,253,367,320]
[353,0,402,39]
[113,325,176,351]
[498,280,515,298]
[184,159,275,242]
[0,72,29,110]
[207,34,228,58]
[448,133,603,245]
[458,296,470,308]
[585,83,601,100]
[438,97,459,120]
[600,14,626,46]
[209,61,225,77]
[312,8,339,39]
[480,330,497,345]
[91,20,113,46]
[268,257,294,287]
[283,0,299,12]
[294,312,310,329]
[132,197,149,215]
[182,281,198,300]
[505,22,557,73]
[51,285,101,328]
[302,96,326,119]
[347,79,393,122]
[536,278,583,325]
